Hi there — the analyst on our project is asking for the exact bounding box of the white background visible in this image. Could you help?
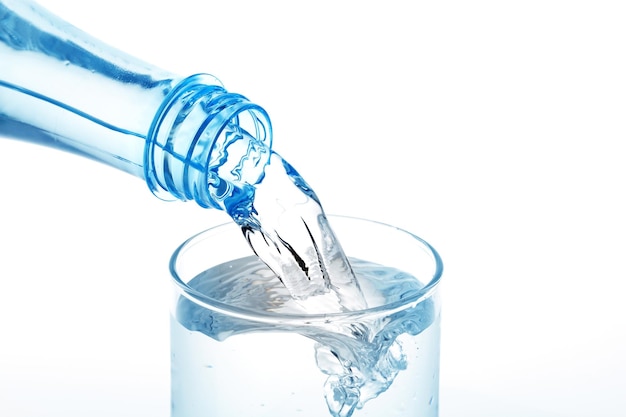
[1,1,625,416]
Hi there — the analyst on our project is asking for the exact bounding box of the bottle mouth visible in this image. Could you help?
[145,73,272,209]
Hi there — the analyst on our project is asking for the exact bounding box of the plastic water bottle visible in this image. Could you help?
[0,0,272,211]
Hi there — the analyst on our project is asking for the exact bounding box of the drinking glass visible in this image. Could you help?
[169,215,443,417]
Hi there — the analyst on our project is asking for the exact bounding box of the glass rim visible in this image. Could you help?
[169,215,443,325]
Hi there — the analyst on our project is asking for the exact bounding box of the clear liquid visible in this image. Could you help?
[220,151,368,312]
[173,256,440,417]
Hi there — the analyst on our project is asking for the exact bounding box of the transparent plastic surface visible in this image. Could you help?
[170,216,443,417]
[0,0,272,208]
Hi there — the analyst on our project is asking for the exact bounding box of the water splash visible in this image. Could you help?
[221,150,368,312]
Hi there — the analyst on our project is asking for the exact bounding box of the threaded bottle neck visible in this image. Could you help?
[145,74,273,209]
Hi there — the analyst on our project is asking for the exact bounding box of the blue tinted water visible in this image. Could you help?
[173,256,439,417]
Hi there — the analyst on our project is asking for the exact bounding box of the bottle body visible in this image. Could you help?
[0,0,272,209]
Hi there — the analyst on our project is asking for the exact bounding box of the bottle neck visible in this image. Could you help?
[146,74,272,209]
[0,0,272,209]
